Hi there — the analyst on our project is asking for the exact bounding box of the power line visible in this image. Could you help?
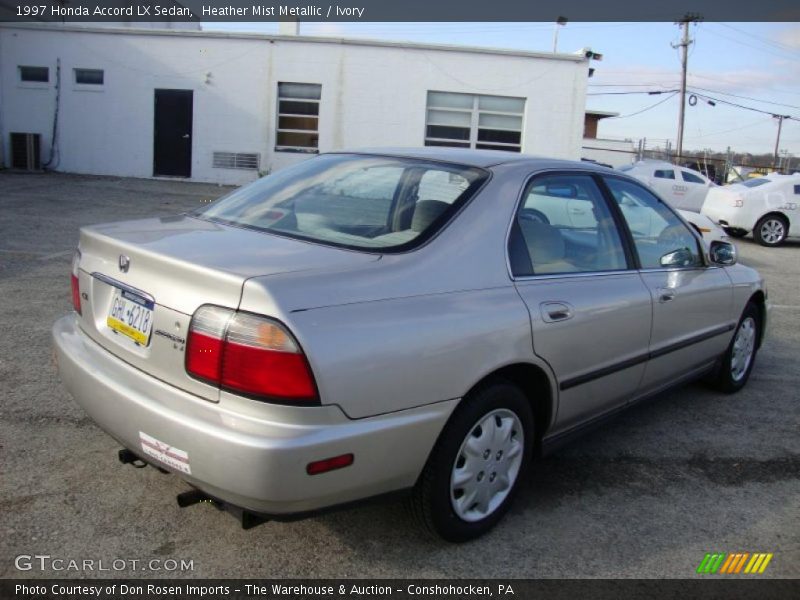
[606,92,679,119]
[717,23,800,56]
[687,86,800,111]
[690,91,799,121]
[587,90,678,96]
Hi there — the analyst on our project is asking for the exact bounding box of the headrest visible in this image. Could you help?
[411,200,450,232]
[519,220,566,263]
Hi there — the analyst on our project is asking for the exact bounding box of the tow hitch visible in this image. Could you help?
[176,489,270,530]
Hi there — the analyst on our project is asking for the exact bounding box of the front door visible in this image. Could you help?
[601,175,735,395]
[153,89,193,177]
[509,172,653,435]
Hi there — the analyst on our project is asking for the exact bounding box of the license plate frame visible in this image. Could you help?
[107,287,155,347]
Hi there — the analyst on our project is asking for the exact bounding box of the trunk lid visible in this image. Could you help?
[74,215,378,402]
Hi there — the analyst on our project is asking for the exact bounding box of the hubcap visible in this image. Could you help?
[731,317,756,382]
[450,409,524,522]
[761,219,785,244]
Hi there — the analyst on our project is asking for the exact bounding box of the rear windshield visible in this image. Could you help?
[196,154,488,251]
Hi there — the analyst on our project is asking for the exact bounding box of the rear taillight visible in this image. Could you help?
[186,305,318,403]
[71,249,82,315]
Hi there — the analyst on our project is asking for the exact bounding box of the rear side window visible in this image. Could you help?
[603,177,703,269]
[681,170,705,184]
[198,154,487,251]
[509,174,628,277]
[794,185,800,195]
[654,169,675,179]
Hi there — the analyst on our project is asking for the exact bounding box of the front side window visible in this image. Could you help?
[197,154,487,251]
[19,66,49,83]
[681,170,705,184]
[425,91,525,153]
[654,169,675,179]
[276,82,321,152]
[509,174,628,277]
[604,177,703,269]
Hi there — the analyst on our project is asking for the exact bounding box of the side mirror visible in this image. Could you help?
[709,240,737,266]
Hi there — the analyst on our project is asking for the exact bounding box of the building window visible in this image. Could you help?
[19,66,49,83]
[425,91,525,152]
[276,82,321,152]
[74,68,104,85]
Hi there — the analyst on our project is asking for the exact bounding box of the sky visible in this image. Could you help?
[205,21,800,156]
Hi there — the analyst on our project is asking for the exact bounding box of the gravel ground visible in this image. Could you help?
[0,171,798,579]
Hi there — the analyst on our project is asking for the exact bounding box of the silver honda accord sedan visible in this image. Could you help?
[53,148,767,541]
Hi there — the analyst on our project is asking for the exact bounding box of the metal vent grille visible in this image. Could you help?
[213,152,260,170]
[10,133,42,170]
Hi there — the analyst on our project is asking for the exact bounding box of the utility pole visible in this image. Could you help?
[672,17,695,164]
[772,115,788,171]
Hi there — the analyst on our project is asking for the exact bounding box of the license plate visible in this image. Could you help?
[107,287,155,346]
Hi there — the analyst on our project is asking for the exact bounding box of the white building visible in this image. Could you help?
[0,23,592,184]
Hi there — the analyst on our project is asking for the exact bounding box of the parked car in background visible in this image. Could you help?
[620,161,716,212]
[702,173,800,246]
[53,149,767,542]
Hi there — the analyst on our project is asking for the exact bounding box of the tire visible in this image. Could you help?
[753,214,788,247]
[712,302,760,393]
[408,381,534,542]
[723,227,748,239]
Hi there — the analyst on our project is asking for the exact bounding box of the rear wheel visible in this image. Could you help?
[753,214,788,246]
[712,302,760,393]
[409,381,533,542]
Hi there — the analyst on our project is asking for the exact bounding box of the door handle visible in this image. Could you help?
[569,207,585,214]
[541,302,574,323]
[182,134,190,139]
[657,288,676,303]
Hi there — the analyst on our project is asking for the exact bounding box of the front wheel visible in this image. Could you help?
[753,214,788,246]
[712,302,760,393]
[409,381,533,542]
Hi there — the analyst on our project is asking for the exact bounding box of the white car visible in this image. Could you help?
[620,161,716,212]
[702,173,800,246]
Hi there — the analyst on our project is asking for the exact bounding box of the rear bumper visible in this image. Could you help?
[52,313,456,514]
[701,203,751,231]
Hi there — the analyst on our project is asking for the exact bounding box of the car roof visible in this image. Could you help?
[330,147,612,171]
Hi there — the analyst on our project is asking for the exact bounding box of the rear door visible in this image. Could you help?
[679,169,712,212]
[601,176,735,396]
[510,172,653,434]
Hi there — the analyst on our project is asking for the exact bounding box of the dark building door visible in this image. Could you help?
[153,89,193,177]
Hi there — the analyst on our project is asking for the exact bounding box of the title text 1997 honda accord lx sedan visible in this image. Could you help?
[53,149,767,541]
